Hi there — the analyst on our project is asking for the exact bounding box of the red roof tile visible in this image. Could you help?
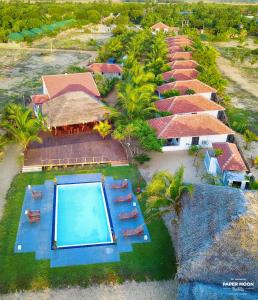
[167,40,192,47]
[157,79,217,95]
[42,72,100,99]
[168,46,184,53]
[168,52,193,61]
[31,94,50,105]
[168,60,199,70]
[212,142,248,172]
[88,63,122,74]
[148,114,233,138]
[163,69,199,81]
[155,95,225,114]
[151,22,170,30]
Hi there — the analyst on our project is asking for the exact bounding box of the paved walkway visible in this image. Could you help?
[1,280,177,300]
[0,144,21,219]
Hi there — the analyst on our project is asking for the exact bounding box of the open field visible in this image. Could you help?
[0,165,176,294]
[0,49,94,110]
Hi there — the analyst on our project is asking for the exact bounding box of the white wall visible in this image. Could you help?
[94,71,121,79]
[162,134,229,152]
[42,81,47,95]
[197,92,212,100]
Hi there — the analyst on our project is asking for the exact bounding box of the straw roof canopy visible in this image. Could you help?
[42,91,109,128]
[176,184,258,289]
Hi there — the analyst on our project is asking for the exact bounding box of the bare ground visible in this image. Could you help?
[0,144,21,219]
[0,280,178,300]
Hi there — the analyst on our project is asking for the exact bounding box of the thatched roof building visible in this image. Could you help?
[42,91,109,128]
[176,184,258,299]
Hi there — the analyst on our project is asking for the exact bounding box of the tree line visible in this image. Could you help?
[0,1,257,42]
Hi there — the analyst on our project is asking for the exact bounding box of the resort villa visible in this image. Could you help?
[87,63,123,79]
[168,51,193,61]
[151,22,171,33]
[156,79,217,100]
[148,114,234,151]
[204,142,250,189]
[162,69,199,81]
[154,95,225,118]
[25,72,128,171]
[168,60,199,70]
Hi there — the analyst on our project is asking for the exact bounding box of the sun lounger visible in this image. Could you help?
[27,209,40,217]
[31,190,42,200]
[111,180,128,189]
[114,193,132,203]
[27,215,40,223]
[123,226,143,237]
[119,209,138,220]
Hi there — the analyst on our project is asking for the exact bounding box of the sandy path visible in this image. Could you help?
[217,56,258,98]
[0,144,21,219]
[1,280,177,300]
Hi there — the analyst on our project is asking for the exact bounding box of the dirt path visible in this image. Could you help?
[1,280,177,300]
[0,144,21,219]
[217,56,258,99]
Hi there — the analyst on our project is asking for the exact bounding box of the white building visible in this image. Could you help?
[87,63,123,79]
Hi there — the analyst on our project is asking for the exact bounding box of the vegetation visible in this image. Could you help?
[0,104,47,151]
[134,154,151,165]
[145,166,194,217]
[161,90,180,98]
[217,46,258,65]
[0,135,7,160]
[93,74,118,97]
[243,129,257,149]
[188,145,200,156]
[93,120,112,139]
[0,165,176,293]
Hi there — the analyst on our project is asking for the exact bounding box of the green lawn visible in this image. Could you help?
[0,164,176,294]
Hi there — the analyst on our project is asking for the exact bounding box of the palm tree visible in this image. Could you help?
[0,135,7,160]
[145,166,194,218]
[1,104,47,151]
[93,120,112,139]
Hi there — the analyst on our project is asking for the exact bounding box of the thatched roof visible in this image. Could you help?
[42,91,109,128]
[177,184,258,290]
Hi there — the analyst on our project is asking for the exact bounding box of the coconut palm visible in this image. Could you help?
[145,166,194,218]
[243,129,257,150]
[93,120,112,139]
[1,104,47,151]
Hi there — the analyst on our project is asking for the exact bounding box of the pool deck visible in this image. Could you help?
[14,173,150,267]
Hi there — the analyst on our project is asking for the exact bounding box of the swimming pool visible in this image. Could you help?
[53,182,113,248]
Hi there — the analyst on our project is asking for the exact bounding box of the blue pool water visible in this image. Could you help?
[55,182,113,248]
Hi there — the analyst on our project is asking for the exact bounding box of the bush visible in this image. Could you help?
[188,145,200,156]
[186,88,195,95]
[134,154,151,164]
[168,77,176,83]
[161,89,180,98]
[66,65,87,73]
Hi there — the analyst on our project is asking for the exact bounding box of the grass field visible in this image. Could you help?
[0,164,176,294]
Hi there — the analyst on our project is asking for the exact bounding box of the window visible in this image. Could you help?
[167,138,180,146]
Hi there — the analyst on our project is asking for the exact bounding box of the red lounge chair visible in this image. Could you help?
[31,190,42,200]
[111,180,128,189]
[28,215,40,223]
[114,193,132,203]
[27,210,40,217]
[123,226,144,237]
[119,209,138,220]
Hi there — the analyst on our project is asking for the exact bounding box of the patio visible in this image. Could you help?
[24,132,128,168]
[139,150,206,183]
[14,173,150,267]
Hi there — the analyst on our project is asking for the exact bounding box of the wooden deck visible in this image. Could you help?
[24,132,128,167]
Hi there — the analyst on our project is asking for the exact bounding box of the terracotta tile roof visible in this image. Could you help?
[157,79,217,95]
[151,22,170,30]
[212,142,248,172]
[155,95,225,114]
[167,40,192,47]
[166,35,190,42]
[168,52,193,61]
[163,69,199,81]
[168,46,183,53]
[168,60,199,70]
[42,72,100,99]
[148,114,234,139]
[31,94,50,105]
[88,63,122,74]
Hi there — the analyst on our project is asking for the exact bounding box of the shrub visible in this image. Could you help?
[188,145,200,156]
[134,154,151,164]
[66,65,87,73]
[168,77,176,83]
[161,89,180,98]
[214,149,223,157]
[186,88,195,95]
